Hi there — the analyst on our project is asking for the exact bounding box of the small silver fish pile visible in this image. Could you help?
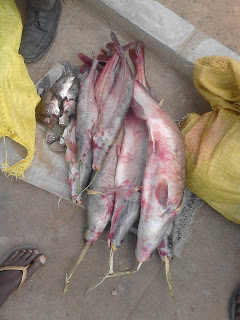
[37,33,186,291]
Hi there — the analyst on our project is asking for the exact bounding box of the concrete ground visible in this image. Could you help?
[157,0,240,55]
[1,0,240,319]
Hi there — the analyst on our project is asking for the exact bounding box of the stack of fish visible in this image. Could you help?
[36,32,186,268]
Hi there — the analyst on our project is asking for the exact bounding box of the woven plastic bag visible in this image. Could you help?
[0,0,40,177]
[181,56,240,224]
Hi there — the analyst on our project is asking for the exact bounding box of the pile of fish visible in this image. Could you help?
[37,32,186,284]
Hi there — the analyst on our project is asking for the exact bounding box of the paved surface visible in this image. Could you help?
[1,0,240,319]
[157,0,240,55]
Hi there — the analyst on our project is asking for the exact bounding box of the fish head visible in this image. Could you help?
[41,100,60,117]
[157,238,173,262]
[84,229,101,245]
[74,194,83,206]
[38,90,60,117]
[38,114,52,124]
[108,235,121,251]
[52,76,75,99]
[135,212,176,263]
[59,76,75,99]
[66,79,80,101]
[45,129,60,144]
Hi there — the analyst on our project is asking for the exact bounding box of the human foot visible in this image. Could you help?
[0,247,46,308]
[19,0,62,63]
[230,288,240,320]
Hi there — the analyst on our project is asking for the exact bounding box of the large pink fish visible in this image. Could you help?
[132,80,186,263]
[93,34,134,171]
[85,132,123,245]
[108,110,148,250]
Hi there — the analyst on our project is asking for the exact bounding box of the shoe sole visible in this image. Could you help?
[23,0,62,64]
[229,287,240,320]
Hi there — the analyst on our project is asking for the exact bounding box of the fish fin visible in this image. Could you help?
[78,53,93,67]
[129,42,144,65]
[116,143,122,157]
[97,54,110,62]
[122,41,135,52]
[80,64,90,74]
[106,40,135,52]
[135,80,159,103]
[105,42,114,51]
[63,61,73,76]
[131,100,146,120]
[148,140,154,156]
[111,32,124,59]
[110,32,121,47]
[129,48,138,65]
[120,191,142,202]
[156,180,168,207]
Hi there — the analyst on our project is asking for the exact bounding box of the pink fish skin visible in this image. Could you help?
[93,35,134,171]
[132,80,186,263]
[76,58,99,163]
[84,131,123,245]
[108,110,148,249]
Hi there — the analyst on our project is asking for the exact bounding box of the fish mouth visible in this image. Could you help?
[75,199,82,206]
[107,238,118,251]
[107,238,112,248]
[92,163,100,171]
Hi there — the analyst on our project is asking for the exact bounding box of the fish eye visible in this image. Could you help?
[52,136,56,141]
[46,110,49,114]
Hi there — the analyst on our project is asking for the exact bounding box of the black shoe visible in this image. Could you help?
[230,287,240,320]
[19,0,62,63]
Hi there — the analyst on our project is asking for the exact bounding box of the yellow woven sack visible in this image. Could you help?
[181,56,240,224]
[0,0,40,177]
